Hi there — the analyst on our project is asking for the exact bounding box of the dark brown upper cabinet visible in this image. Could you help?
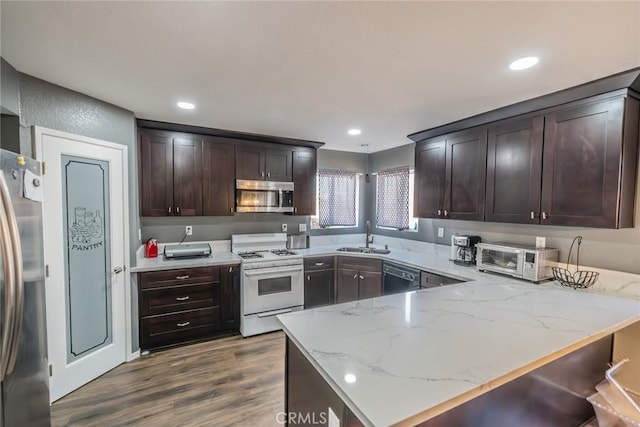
[236,143,293,182]
[202,137,235,216]
[541,96,638,228]
[414,140,446,218]
[140,130,202,216]
[291,148,317,215]
[444,127,488,221]
[486,116,544,224]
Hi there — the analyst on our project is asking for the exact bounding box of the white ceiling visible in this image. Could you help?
[2,1,639,153]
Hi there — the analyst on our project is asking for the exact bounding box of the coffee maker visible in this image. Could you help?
[451,234,481,266]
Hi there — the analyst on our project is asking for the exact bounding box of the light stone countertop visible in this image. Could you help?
[130,240,241,273]
[278,279,640,427]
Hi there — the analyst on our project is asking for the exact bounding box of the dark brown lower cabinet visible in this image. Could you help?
[336,268,359,304]
[305,270,335,309]
[358,271,382,299]
[220,264,241,331]
[286,338,364,427]
[138,264,240,351]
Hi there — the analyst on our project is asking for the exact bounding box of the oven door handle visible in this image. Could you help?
[243,266,303,276]
[278,189,283,210]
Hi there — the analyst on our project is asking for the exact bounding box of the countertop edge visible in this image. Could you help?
[392,313,640,426]
[278,320,376,427]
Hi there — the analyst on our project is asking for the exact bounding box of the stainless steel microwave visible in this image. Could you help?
[235,179,294,213]
[476,243,558,282]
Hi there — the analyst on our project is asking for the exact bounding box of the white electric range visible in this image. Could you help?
[231,233,304,337]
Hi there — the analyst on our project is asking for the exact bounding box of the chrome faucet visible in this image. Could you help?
[366,220,372,248]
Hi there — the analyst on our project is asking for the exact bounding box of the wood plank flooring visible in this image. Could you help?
[52,332,285,427]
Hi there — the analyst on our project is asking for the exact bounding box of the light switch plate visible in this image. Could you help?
[282,224,288,232]
[299,223,307,232]
[437,227,444,238]
[536,236,546,248]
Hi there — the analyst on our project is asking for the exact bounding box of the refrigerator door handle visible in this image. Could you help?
[0,171,23,376]
[0,171,17,381]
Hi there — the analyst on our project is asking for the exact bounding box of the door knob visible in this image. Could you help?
[113,266,124,274]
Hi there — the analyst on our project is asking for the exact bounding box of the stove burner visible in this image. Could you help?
[271,249,297,256]
[238,252,264,259]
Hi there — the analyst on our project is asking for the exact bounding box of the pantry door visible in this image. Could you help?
[34,127,130,402]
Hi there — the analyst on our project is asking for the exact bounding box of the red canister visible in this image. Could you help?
[145,238,158,258]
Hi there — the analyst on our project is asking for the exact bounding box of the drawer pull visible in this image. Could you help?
[177,321,190,328]
[315,262,324,266]
[175,296,190,301]
[176,275,190,280]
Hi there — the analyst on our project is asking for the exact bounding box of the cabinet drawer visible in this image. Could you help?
[140,307,220,350]
[338,256,381,272]
[304,256,335,272]
[140,282,219,316]
[139,267,219,289]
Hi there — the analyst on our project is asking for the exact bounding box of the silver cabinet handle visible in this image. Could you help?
[353,273,358,279]
[261,171,265,178]
[315,262,324,266]
[0,172,16,382]
[176,296,190,301]
[267,172,271,178]
[113,266,124,274]
[359,275,364,280]
[307,275,310,281]
[530,211,536,220]
[176,206,180,214]
[177,321,190,327]
[168,206,172,214]
[294,207,297,214]
[542,212,549,220]
[230,207,234,213]
[176,275,190,280]
[443,209,449,217]
[229,266,233,273]
[0,172,23,377]
[437,209,442,216]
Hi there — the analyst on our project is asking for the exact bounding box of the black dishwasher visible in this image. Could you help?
[382,262,420,295]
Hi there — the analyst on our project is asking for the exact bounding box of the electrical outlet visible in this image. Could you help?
[185,226,193,236]
[536,236,546,248]
[282,224,288,232]
[299,223,307,232]
[437,227,444,238]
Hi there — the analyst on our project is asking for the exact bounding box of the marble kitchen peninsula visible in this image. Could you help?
[278,279,640,426]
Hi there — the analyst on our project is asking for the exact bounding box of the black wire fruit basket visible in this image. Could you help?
[552,236,599,289]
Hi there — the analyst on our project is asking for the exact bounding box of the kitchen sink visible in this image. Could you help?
[336,247,391,255]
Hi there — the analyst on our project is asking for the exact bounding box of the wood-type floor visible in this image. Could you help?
[52,332,285,427]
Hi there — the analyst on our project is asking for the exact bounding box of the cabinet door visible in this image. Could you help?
[541,98,624,227]
[203,138,235,216]
[336,268,359,304]
[173,137,203,216]
[486,117,543,224]
[236,145,265,180]
[444,128,488,221]
[358,271,382,300]
[220,265,240,332]
[414,140,446,218]
[265,147,293,181]
[305,270,334,309]
[140,132,173,216]
[292,148,317,215]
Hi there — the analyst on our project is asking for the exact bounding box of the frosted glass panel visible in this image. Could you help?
[61,156,112,362]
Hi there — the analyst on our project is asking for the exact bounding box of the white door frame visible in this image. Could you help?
[32,126,135,363]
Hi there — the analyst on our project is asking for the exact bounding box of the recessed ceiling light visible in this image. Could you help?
[177,101,196,110]
[509,57,539,71]
[344,373,357,384]
[348,128,362,136]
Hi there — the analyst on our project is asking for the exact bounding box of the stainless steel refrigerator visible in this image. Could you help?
[0,149,50,426]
